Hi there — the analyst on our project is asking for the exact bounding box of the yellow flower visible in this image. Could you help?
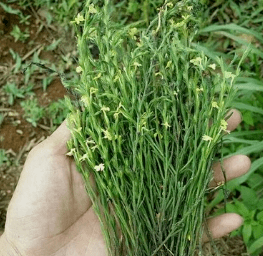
[76,66,83,73]
[93,72,101,80]
[209,64,216,70]
[167,2,174,8]
[75,13,84,24]
[225,71,236,79]
[133,62,142,67]
[94,163,104,172]
[80,153,89,162]
[196,87,204,92]
[166,60,172,69]
[88,3,97,14]
[155,72,164,79]
[102,129,116,140]
[212,101,219,109]
[129,27,138,38]
[86,139,95,145]
[90,87,98,94]
[162,122,171,128]
[220,119,228,131]
[190,57,202,66]
[113,75,119,82]
[202,135,213,141]
[66,148,76,156]
[101,106,110,112]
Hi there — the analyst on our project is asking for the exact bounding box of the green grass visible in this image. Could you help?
[10,25,30,43]
[65,1,237,255]
[20,98,45,127]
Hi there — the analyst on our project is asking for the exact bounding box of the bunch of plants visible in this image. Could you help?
[65,0,239,255]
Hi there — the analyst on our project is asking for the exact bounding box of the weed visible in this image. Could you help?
[46,98,70,128]
[20,98,44,127]
[9,49,22,74]
[0,2,31,24]
[10,25,30,43]
[3,83,24,105]
[0,149,8,167]
[3,82,35,106]
[42,77,53,92]
[66,1,237,255]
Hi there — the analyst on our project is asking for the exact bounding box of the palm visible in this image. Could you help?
[3,112,250,255]
[5,146,107,256]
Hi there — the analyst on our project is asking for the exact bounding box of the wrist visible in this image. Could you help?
[0,233,22,256]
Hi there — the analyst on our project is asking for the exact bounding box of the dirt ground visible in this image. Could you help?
[0,1,70,232]
[0,2,250,255]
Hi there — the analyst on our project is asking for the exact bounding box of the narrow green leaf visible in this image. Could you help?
[199,23,263,44]
[235,83,263,92]
[232,102,263,115]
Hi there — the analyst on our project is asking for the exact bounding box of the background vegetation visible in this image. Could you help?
[0,0,262,255]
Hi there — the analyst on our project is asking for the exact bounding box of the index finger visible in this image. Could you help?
[225,109,242,131]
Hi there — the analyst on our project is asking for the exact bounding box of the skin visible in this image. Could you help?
[0,109,251,255]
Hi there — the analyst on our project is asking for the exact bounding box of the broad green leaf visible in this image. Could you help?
[247,173,263,190]
[226,203,238,213]
[253,224,263,240]
[257,211,263,222]
[238,185,258,208]
[234,199,250,217]
[242,111,254,126]
[248,237,263,254]
[242,224,252,244]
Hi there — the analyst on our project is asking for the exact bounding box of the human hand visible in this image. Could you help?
[0,120,107,256]
[0,109,250,255]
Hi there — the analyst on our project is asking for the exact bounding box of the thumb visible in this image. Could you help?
[45,119,72,155]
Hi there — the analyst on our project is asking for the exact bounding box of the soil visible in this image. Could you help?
[0,1,70,233]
